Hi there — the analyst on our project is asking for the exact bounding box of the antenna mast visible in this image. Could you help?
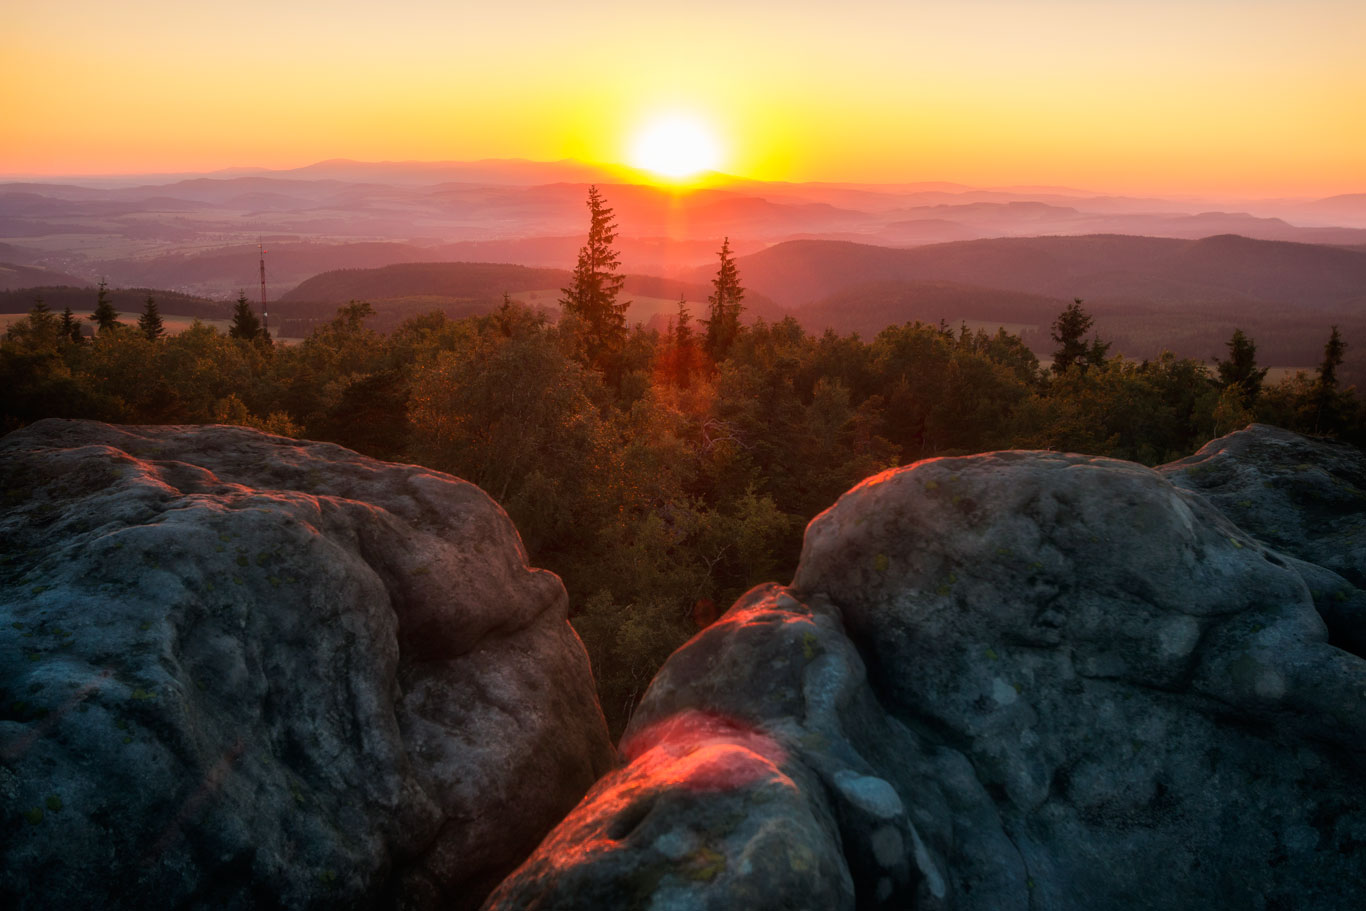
[258,241,269,336]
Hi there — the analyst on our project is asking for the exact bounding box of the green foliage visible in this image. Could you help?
[89,280,121,334]
[1050,299,1109,373]
[228,293,264,341]
[703,237,745,362]
[138,296,165,341]
[60,306,81,345]
[560,186,629,375]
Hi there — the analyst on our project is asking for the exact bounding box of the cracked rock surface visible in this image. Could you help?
[488,428,1365,910]
[0,419,612,910]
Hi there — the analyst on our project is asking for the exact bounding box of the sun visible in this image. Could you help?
[629,114,723,180]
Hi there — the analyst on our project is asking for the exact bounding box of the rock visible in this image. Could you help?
[489,443,1366,910]
[1161,423,1366,655]
[0,419,613,910]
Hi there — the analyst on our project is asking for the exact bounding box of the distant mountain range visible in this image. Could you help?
[1,158,1363,299]
[729,234,1366,311]
[2,159,1364,371]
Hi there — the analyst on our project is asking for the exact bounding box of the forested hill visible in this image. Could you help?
[0,285,226,319]
[0,263,90,291]
[280,261,570,303]
[733,234,1366,310]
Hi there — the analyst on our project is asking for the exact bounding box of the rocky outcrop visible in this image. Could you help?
[0,420,613,910]
[486,428,1366,910]
[1162,423,1366,655]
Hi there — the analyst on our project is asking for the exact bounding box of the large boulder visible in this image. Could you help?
[487,438,1366,910]
[1161,423,1366,655]
[0,419,613,910]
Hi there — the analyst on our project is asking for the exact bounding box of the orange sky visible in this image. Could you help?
[3,1,1363,197]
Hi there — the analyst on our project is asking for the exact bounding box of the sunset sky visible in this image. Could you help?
[4,0,1363,196]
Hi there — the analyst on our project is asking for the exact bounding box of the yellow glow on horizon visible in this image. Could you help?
[2,1,1364,198]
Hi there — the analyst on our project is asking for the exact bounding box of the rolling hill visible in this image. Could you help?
[732,234,1366,311]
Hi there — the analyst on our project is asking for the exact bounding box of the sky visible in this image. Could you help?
[3,0,1364,196]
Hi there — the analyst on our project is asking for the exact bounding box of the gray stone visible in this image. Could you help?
[0,419,612,910]
[1161,423,1366,654]
[489,437,1366,910]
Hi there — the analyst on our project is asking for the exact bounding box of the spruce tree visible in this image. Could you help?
[667,296,700,389]
[29,296,56,332]
[60,306,81,344]
[1050,299,1108,373]
[1311,326,1347,433]
[1216,328,1268,406]
[1318,326,1345,390]
[89,279,120,333]
[703,237,745,362]
[229,292,263,340]
[138,295,165,341]
[559,186,628,371]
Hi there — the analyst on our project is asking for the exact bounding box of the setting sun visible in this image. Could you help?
[629,114,722,180]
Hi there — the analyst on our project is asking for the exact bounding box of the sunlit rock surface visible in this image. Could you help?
[0,419,613,910]
[488,430,1365,910]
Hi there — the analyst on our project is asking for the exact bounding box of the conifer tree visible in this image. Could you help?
[1311,326,1347,433]
[1216,328,1268,406]
[665,296,701,389]
[29,295,56,332]
[703,237,745,361]
[138,295,165,341]
[229,292,263,340]
[1050,299,1108,373]
[60,306,81,344]
[1318,326,1345,390]
[89,279,120,333]
[560,186,628,371]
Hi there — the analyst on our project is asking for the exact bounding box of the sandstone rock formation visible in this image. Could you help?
[1162,423,1366,655]
[0,419,613,910]
[486,427,1365,910]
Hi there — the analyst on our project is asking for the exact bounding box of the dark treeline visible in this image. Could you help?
[0,286,230,322]
[4,190,1363,736]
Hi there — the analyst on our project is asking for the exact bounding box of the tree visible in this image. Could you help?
[1215,328,1267,406]
[89,280,120,334]
[560,186,628,372]
[1311,325,1348,433]
[1050,299,1108,373]
[228,292,263,340]
[1318,325,1345,390]
[658,296,703,389]
[703,237,745,362]
[138,295,165,341]
[28,296,57,339]
[60,306,81,344]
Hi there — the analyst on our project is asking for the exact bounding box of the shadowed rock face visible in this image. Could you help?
[1162,423,1366,656]
[0,419,612,910]
[486,428,1365,911]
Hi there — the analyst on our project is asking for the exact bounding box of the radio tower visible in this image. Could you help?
[258,242,269,337]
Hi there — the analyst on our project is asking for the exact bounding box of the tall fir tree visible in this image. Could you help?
[229,292,263,340]
[1050,299,1109,373]
[89,279,120,333]
[138,295,165,341]
[662,296,703,389]
[29,295,56,332]
[1311,325,1348,433]
[1216,328,1268,406]
[702,237,745,362]
[60,306,81,344]
[559,186,628,371]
